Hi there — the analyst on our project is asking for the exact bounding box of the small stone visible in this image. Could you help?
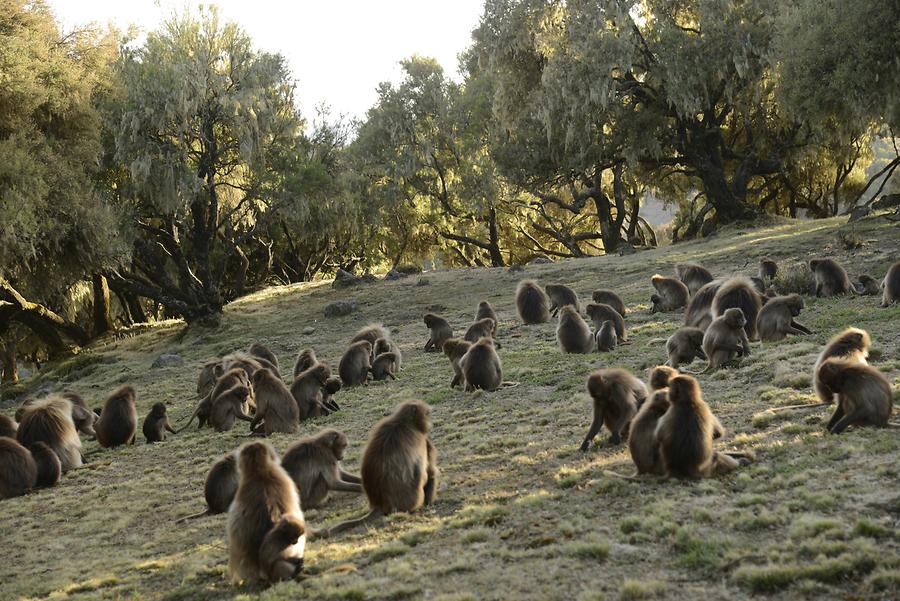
[324,300,358,317]
[152,353,184,369]
[301,326,316,335]
[332,269,359,289]
[417,278,431,286]
[384,269,405,281]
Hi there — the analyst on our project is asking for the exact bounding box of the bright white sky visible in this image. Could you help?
[47,0,485,122]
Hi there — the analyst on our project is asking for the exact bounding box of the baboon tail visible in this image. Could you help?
[324,509,384,537]
[174,509,210,524]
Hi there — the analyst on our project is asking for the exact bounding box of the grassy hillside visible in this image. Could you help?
[1,216,898,601]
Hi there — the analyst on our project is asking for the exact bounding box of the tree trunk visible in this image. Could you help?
[1,336,17,385]
[486,207,505,267]
[92,274,114,336]
[0,280,88,357]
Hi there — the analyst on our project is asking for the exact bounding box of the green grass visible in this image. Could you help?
[1,215,899,600]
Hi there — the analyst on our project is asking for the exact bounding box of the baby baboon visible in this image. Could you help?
[251,368,300,435]
[814,327,871,404]
[592,289,626,318]
[855,274,881,296]
[712,277,763,340]
[459,337,503,391]
[629,390,670,475]
[16,395,83,472]
[339,340,373,387]
[293,349,318,379]
[648,365,678,391]
[595,321,618,352]
[809,258,852,296]
[701,308,750,371]
[322,377,342,412]
[683,279,723,330]
[557,306,594,353]
[95,386,138,448]
[817,359,893,434]
[586,303,626,342]
[259,515,306,583]
[29,441,61,488]
[0,414,17,438]
[227,441,305,583]
[655,375,742,479]
[350,324,390,346]
[545,283,580,316]
[371,352,400,381]
[197,359,222,399]
[464,318,498,346]
[175,453,238,523]
[580,369,648,451]
[665,327,707,369]
[882,261,900,307]
[210,384,255,432]
[325,401,437,536]
[281,429,363,509]
[650,275,689,312]
[756,294,812,342]
[759,258,778,281]
[475,301,499,334]
[516,280,550,324]
[423,313,454,352]
[249,343,280,371]
[291,364,332,420]
[142,402,176,443]
[675,263,714,297]
[180,368,251,432]
[374,337,402,370]
[442,338,473,388]
[0,438,37,499]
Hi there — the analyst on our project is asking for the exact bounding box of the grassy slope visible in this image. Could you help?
[1,216,898,601]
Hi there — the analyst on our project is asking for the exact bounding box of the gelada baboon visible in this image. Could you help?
[322,377,342,412]
[557,305,594,353]
[759,258,778,281]
[339,340,373,387]
[882,261,900,307]
[180,368,252,432]
[545,284,580,316]
[175,453,238,523]
[648,365,678,391]
[324,401,437,536]
[259,515,306,583]
[595,321,618,352]
[655,375,746,479]
[701,308,750,371]
[675,263,714,297]
[516,280,550,324]
[17,392,96,438]
[464,318,498,345]
[95,386,138,448]
[666,327,706,369]
[0,438,37,499]
[586,303,626,342]
[30,441,61,488]
[650,275,689,312]
[0,414,17,438]
[211,384,255,432]
[197,359,222,399]
[809,258,852,296]
[475,301,499,334]
[684,280,723,331]
[442,338,472,388]
[711,278,762,340]
[222,351,275,380]
[629,390,670,476]
[371,352,400,381]
[248,343,280,371]
[251,368,300,435]
[374,337,402,370]
[814,327,870,404]
[293,349,317,379]
[817,359,893,434]
[459,337,503,391]
[281,429,363,509]
[291,364,332,420]
[227,441,305,583]
[423,313,454,352]
[855,274,881,296]
[592,289,626,318]
[16,395,83,472]
[142,402,176,443]
[350,324,390,346]
[756,294,812,342]
[580,369,648,451]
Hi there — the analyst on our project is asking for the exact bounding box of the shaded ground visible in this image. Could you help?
[1,215,898,601]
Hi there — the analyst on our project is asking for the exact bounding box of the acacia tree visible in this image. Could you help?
[109,9,306,322]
